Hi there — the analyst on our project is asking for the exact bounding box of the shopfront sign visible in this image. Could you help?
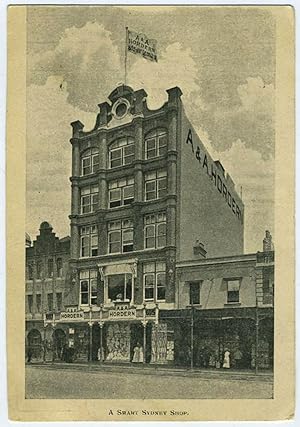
[60,309,84,321]
[108,307,136,320]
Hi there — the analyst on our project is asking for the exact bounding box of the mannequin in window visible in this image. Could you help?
[115,293,123,302]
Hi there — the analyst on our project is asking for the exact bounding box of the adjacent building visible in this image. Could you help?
[25,222,70,360]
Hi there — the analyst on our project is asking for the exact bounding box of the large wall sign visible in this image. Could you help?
[185,128,243,223]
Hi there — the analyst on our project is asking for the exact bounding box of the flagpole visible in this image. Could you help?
[124,26,128,85]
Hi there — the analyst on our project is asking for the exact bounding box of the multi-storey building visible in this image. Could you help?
[25,222,70,360]
[49,84,244,364]
[36,84,273,369]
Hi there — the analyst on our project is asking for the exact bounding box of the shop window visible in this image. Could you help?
[79,270,98,306]
[27,295,33,313]
[56,258,63,277]
[56,292,62,312]
[27,263,33,280]
[143,261,166,302]
[80,185,99,214]
[81,148,99,176]
[144,212,166,249]
[80,225,98,257]
[108,177,134,208]
[36,260,43,279]
[107,273,132,303]
[47,293,53,312]
[262,269,274,304]
[109,137,135,169]
[36,294,41,313]
[226,279,240,303]
[108,219,133,254]
[145,129,167,159]
[145,170,167,201]
[48,259,54,277]
[189,281,201,305]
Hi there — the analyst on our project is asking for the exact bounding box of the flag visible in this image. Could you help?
[127,29,158,62]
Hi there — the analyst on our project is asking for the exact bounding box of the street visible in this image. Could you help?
[25,365,273,399]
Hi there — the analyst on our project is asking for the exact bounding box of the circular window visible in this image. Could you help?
[115,102,127,118]
[112,98,130,120]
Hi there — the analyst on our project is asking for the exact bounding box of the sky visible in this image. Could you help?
[26,5,275,254]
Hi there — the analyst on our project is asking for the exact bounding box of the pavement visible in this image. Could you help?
[26,360,273,382]
[25,364,274,399]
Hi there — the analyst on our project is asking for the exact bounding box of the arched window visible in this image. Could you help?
[109,137,135,169]
[81,148,99,176]
[145,129,167,160]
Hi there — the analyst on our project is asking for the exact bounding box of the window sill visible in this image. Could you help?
[224,302,241,307]
[186,304,202,308]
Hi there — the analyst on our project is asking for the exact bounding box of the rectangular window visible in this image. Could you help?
[56,292,62,312]
[27,295,33,313]
[107,273,132,303]
[144,212,167,249]
[143,261,166,302]
[145,170,167,201]
[227,280,240,303]
[108,177,134,208]
[108,219,133,254]
[80,225,98,257]
[80,185,99,214]
[27,263,33,280]
[189,282,201,305]
[36,261,42,279]
[48,259,54,277]
[145,131,167,159]
[47,293,53,312]
[80,270,98,306]
[56,258,63,277]
[262,268,274,304]
[36,294,41,313]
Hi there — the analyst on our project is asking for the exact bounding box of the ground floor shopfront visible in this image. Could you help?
[26,320,174,365]
[26,307,273,370]
[164,307,274,370]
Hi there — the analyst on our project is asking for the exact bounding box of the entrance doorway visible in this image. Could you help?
[130,323,152,363]
[53,329,66,360]
[27,329,42,360]
[91,324,100,361]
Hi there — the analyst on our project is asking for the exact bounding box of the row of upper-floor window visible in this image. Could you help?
[80,169,167,214]
[26,292,63,313]
[80,129,167,176]
[80,212,166,257]
[188,279,274,306]
[27,258,63,280]
[79,261,166,306]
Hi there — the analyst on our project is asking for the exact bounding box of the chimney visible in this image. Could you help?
[263,230,274,252]
[193,240,207,259]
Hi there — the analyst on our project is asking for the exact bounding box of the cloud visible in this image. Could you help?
[128,42,204,110]
[198,77,275,159]
[26,76,95,238]
[28,22,122,111]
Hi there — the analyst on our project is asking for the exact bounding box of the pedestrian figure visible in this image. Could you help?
[223,349,231,369]
[132,342,143,363]
[233,348,243,369]
[27,346,33,363]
